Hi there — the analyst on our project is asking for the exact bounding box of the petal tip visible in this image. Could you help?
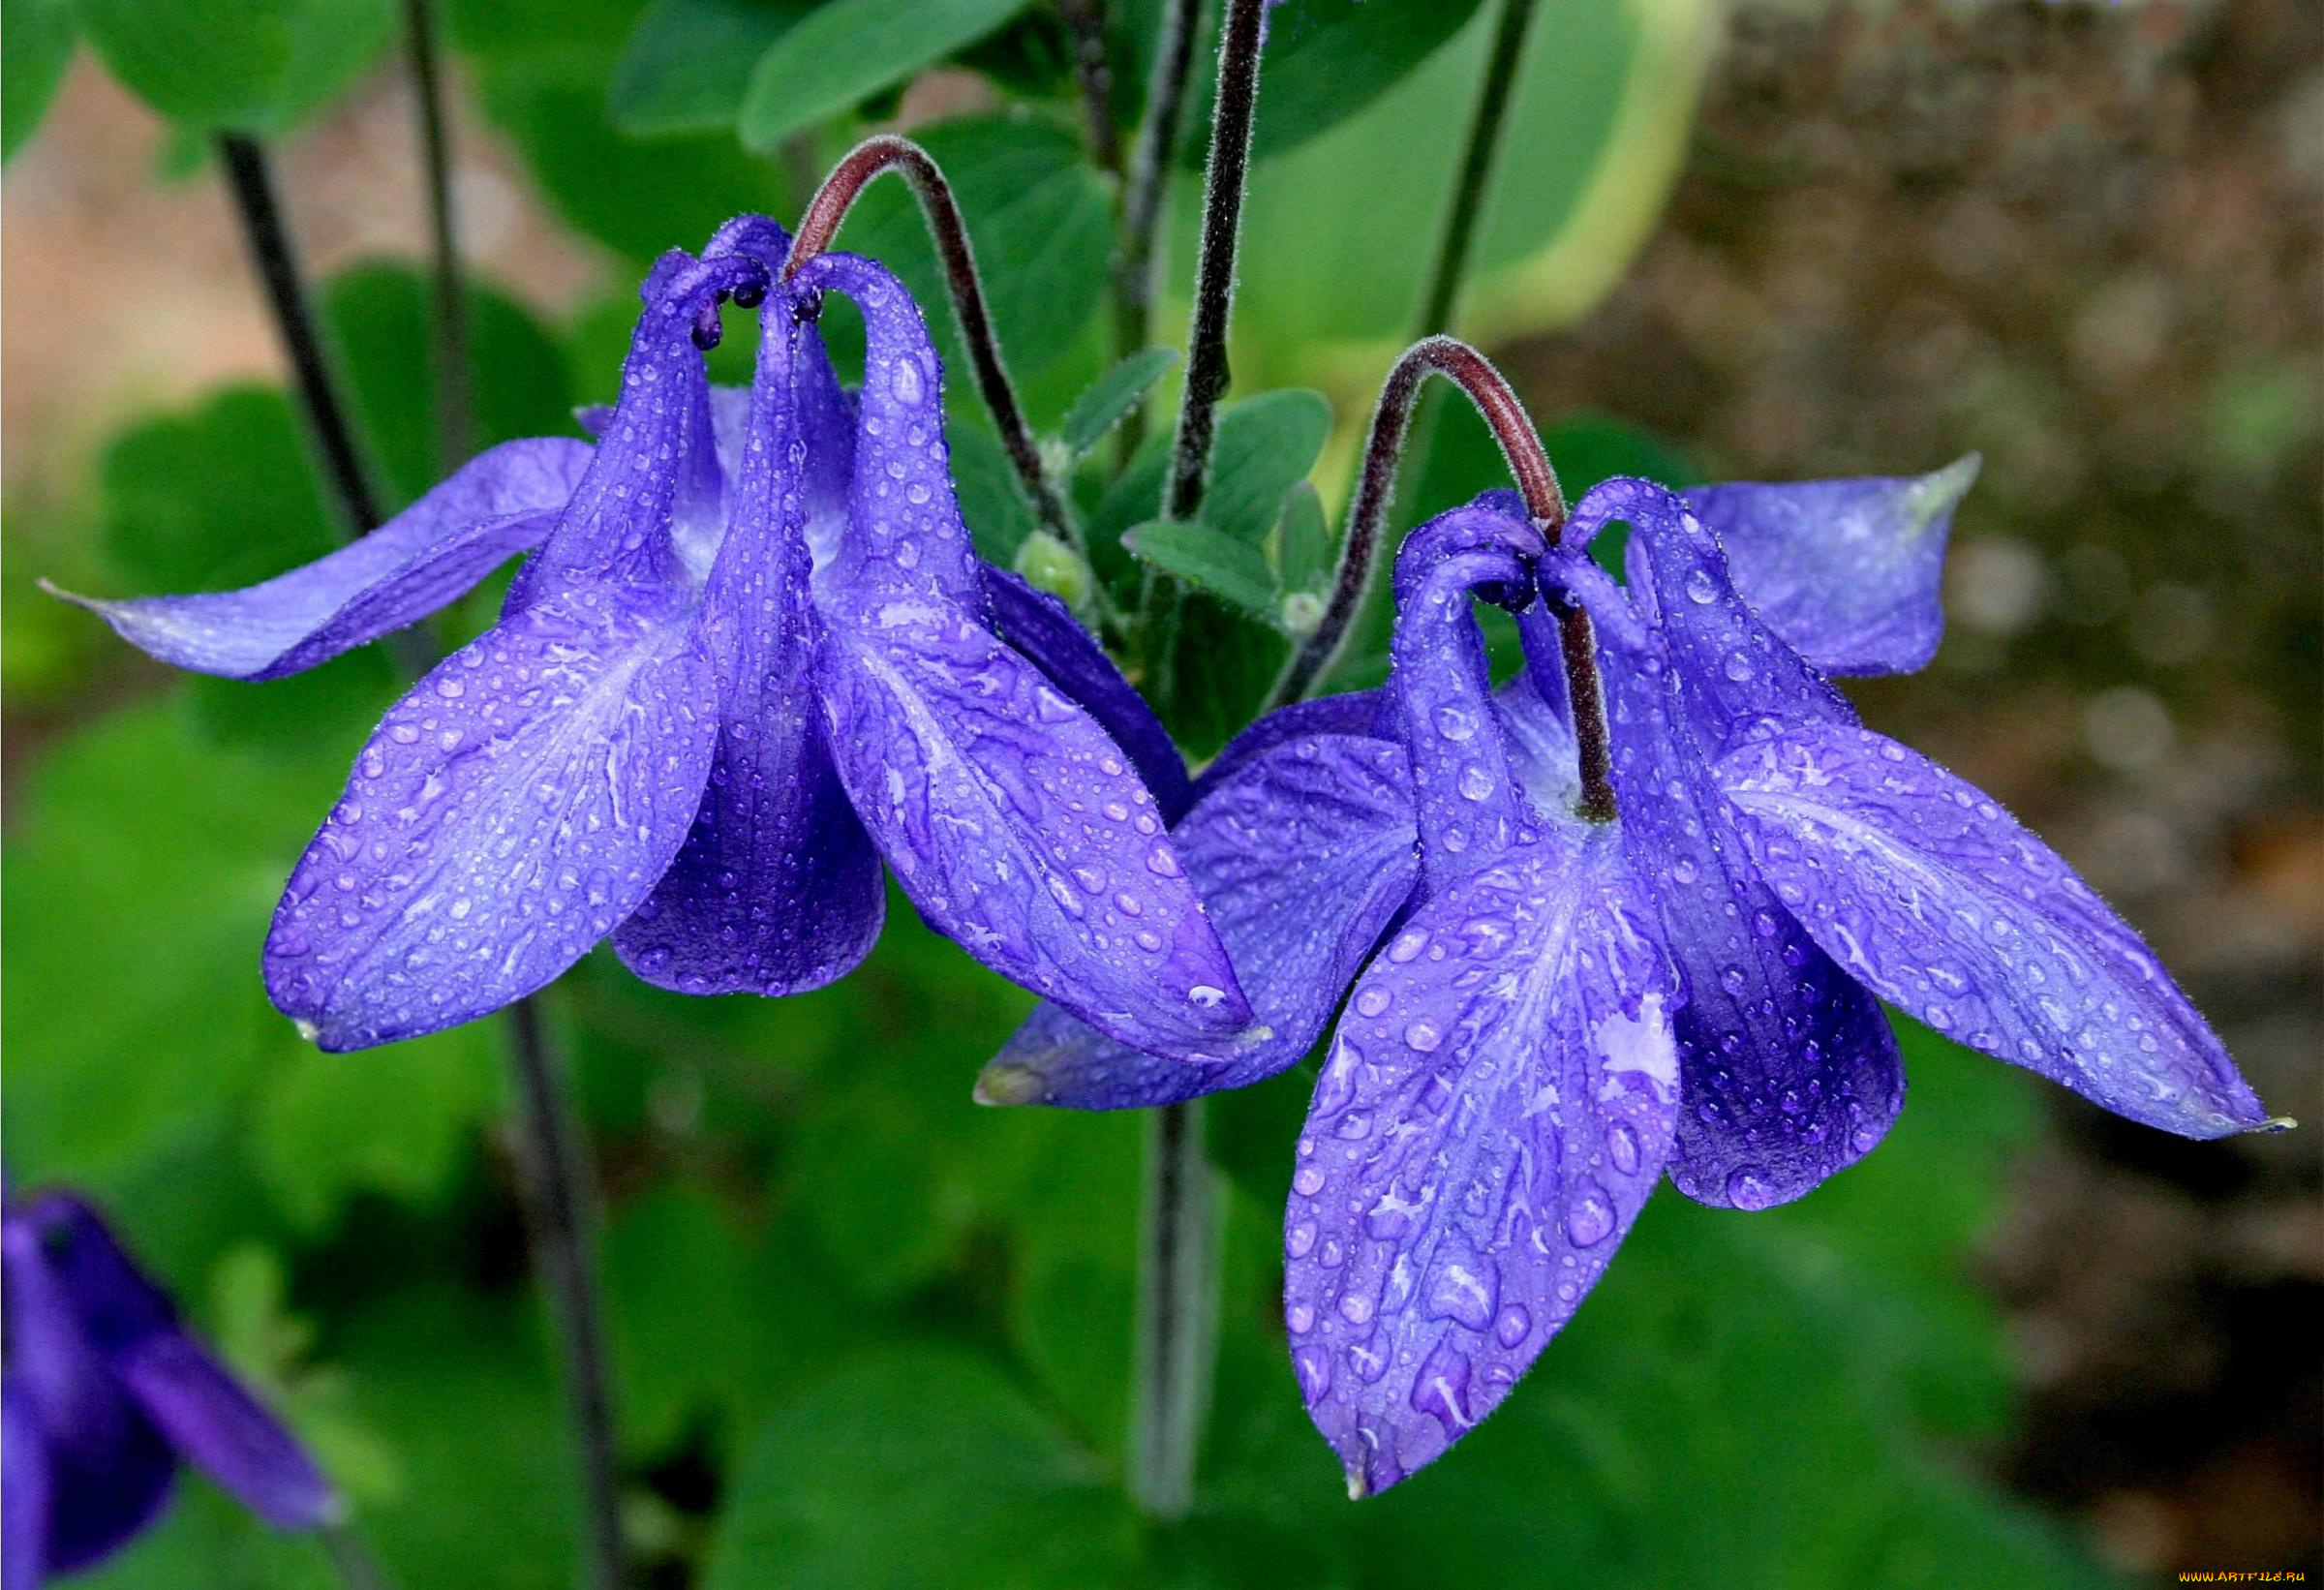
[972,1064,1044,1108]
[290,1017,321,1047]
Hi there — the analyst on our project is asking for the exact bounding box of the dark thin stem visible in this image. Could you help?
[1129,1098,1219,1521]
[1114,0,1199,382]
[1265,336,1617,821]
[401,0,474,471]
[219,130,624,1581]
[1411,0,1538,340]
[320,1522,398,1590]
[216,136,387,537]
[505,998,626,1590]
[1162,0,1267,524]
[785,136,1076,551]
[1057,0,1122,178]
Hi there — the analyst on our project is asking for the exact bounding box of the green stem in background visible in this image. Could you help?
[400,0,474,472]
[1162,0,1267,524]
[1124,0,1270,1526]
[215,136,387,538]
[786,135,1079,555]
[1265,0,1549,710]
[217,138,627,1590]
[1056,0,1123,181]
[1113,0,1199,386]
[504,998,626,1590]
[1129,1095,1219,1522]
[1410,0,1538,342]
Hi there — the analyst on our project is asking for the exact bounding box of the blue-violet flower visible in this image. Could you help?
[2,1193,336,1588]
[53,217,1243,1057]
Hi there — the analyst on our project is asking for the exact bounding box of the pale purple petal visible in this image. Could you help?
[814,602,1251,1059]
[983,564,1193,822]
[1687,456,1977,677]
[977,732,1419,1107]
[1569,478,1907,1208]
[1285,828,1679,1495]
[789,251,983,609]
[112,1333,336,1532]
[1195,689,1386,800]
[1718,720,2273,1137]
[265,580,720,1050]
[614,297,884,996]
[47,438,589,679]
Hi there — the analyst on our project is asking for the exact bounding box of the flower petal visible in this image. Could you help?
[983,564,1193,822]
[265,579,721,1049]
[2,1201,177,1574]
[3,1377,49,1590]
[789,251,984,609]
[977,731,1419,1107]
[613,294,883,996]
[1686,456,1977,677]
[1383,505,1546,890]
[1596,644,1905,1208]
[1717,719,2273,1137]
[815,601,1251,1058]
[1575,478,1906,1208]
[111,1332,337,1532]
[1285,828,1678,1495]
[1194,689,1385,800]
[46,438,590,679]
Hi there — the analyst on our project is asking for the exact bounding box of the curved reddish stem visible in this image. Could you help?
[784,136,1075,550]
[1267,335,1616,822]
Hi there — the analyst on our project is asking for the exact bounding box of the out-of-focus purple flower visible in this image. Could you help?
[1,1194,336,1588]
[983,464,2272,1495]
[53,216,1244,1059]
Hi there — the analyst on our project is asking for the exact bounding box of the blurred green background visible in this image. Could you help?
[3,0,2315,1585]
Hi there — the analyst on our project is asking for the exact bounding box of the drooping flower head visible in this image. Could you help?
[982,463,2276,1493]
[52,217,1245,1060]
[2,1194,336,1589]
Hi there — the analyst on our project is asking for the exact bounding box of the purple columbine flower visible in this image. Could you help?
[51,217,1244,1057]
[981,466,2274,1494]
[2,1193,337,1588]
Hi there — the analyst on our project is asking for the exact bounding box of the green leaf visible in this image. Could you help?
[1124,519,1280,617]
[1173,0,1487,168]
[90,383,407,754]
[833,114,1113,384]
[608,0,810,137]
[949,420,1038,565]
[474,75,785,263]
[1093,388,1333,557]
[1228,0,1714,363]
[1058,349,1177,459]
[736,0,1031,151]
[1270,478,1331,593]
[337,1291,575,1590]
[76,0,396,134]
[249,1026,501,1233]
[3,0,76,160]
[0,700,340,1185]
[322,260,576,507]
[708,1348,1139,1590]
